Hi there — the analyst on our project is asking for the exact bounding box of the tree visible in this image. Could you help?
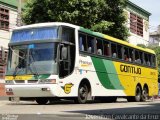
[22,0,129,40]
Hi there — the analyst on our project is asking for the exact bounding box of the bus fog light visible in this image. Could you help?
[6,88,13,92]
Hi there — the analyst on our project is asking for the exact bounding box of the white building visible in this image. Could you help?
[0,0,19,79]
[149,25,160,46]
[0,0,19,48]
[126,1,151,46]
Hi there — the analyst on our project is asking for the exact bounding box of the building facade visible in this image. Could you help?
[0,0,19,48]
[125,1,151,46]
[0,0,19,80]
[149,25,160,46]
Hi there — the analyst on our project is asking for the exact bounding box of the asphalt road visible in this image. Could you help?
[0,98,160,120]
[0,96,8,100]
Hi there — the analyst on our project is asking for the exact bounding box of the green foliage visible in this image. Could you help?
[137,44,146,48]
[22,0,129,40]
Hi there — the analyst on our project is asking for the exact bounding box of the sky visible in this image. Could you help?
[131,0,160,32]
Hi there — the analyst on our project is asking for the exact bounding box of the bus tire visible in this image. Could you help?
[135,85,142,102]
[141,87,148,102]
[127,86,141,102]
[74,84,88,104]
[36,98,49,105]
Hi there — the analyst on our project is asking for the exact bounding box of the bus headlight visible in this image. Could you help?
[39,79,56,84]
[5,80,14,85]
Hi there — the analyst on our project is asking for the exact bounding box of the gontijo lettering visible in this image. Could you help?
[120,64,141,74]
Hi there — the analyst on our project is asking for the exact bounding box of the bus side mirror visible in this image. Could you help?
[61,46,68,60]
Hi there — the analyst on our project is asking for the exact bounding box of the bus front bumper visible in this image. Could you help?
[5,84,60,97]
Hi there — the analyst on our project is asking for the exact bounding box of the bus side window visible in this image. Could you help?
[152,55,156,67]
[104,41,110,56]
[87,36,94,53]
[139,51,143,64]
[117,45,123,59]
[128,48,133,62]
[79,33,87,51]
[111,43,117,58]
[144,53,148,65]
[147,54,151,66]
[135,50,141,64]
[124,47,129,61]
[144,53,151,66]
[96,38,103,55]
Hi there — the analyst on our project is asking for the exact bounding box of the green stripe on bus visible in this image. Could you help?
[79,27,104,38]
[91,57,114,89]
[103,59,124,90]
[38,74,50,79]
[91,57,123,90]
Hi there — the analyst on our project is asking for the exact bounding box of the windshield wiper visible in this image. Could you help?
[28,51,39,79]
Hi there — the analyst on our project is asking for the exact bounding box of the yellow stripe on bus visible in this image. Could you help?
[5,75,33,80]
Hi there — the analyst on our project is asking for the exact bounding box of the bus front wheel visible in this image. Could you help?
[36,98,49,105]
[75,84,89,104]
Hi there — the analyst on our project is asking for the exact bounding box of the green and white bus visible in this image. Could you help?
[5,22,158,104]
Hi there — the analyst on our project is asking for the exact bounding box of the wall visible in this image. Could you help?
[125,1,150,46]
[0,6,18,48]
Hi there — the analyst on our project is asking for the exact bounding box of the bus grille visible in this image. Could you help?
[28,80,38,83]
[14,80,38,84]
[15,80,25,83]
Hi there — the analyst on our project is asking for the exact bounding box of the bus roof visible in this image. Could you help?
[13,22,155,54]
[12,22,79,31]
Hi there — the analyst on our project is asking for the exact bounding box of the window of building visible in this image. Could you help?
[130,13,143,37]
[0,7,9,31]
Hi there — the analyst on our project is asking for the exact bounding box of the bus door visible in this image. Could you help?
[59,44,71,77]
[59,27,75,78]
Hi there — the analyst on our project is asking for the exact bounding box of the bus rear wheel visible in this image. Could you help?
[36,98,49,105]
[141,87,148,102]
[75,84,88,104]
[127,86,141,102]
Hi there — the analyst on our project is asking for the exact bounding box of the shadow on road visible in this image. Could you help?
[63,101,160,115]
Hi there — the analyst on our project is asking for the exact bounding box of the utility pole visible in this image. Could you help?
[17,0,22,26]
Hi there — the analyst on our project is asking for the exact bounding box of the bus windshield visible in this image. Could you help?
[6,43,58,75]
